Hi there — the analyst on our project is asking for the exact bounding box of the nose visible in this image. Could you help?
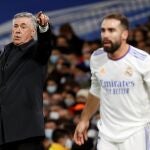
[101,30,109,39]
[14,26,21,33]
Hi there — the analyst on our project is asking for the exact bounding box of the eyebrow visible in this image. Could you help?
[14,23,27,26]
[101,27,116,30]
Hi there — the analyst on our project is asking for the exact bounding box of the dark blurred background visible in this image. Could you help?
[0,0,150,45]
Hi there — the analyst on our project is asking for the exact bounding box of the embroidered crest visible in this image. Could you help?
[99,67,106,76]
[124,66,133,76]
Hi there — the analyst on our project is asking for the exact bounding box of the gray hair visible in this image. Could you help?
[13,12,37,40]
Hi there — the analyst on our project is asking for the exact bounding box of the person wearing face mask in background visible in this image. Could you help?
[64,91,76,108]
[78,47,91,72]
[49,128,73,150]
[43,119,58,150]
[48,48,63,73]
[46,78,59,94]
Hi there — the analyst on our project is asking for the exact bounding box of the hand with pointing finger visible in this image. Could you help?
[36,11,49,27]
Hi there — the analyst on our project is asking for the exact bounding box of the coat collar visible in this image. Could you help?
[5,39,36,52]
[19,39,36,51]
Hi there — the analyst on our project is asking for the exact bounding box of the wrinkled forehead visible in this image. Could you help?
[101,19,121,29]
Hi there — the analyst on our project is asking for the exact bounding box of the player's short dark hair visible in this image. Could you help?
[101,13,129,30]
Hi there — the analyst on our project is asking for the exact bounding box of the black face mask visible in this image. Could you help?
[103,41,121,54]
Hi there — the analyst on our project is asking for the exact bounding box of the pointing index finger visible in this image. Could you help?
[37,11,43,18]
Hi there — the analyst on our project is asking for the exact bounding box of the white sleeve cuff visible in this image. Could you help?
[39,24,49,33]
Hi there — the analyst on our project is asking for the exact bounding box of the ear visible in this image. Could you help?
[122,30,128,40]
[31,29,36,38]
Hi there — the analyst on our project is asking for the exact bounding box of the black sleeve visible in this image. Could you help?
[33,24,52,65]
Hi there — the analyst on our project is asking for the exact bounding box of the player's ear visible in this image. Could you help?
[122,30,128,40]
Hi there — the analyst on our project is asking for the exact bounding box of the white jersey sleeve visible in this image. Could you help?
[89,48,106,98]
[89,57,100,98]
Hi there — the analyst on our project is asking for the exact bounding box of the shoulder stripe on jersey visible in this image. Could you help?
[129,48,147,60]
[93,49,105,56]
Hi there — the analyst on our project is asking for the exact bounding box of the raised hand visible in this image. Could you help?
[36,11,49,27]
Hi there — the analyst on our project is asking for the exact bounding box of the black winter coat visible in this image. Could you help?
[0,27,52,145]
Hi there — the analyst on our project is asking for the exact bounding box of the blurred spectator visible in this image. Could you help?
[49,104,73,121]
[59,23,84,56]
[134,28,147,43]
[45,119,58,140]
[50,59,74,86]
[55,35,70,54]
[43,119,58,150]
[62,81,81,94]
[43,91,51,107]
[43,91,51,121]
[50,93,64,106]
[76,89,89,103]
[90,40,101,52]
[66,53,81,67]
[78,50,91,72]
[64,91,76,108]
[73,64,91,88]
[127,29,136,46]
[48,129,72,150]
[45,77,60,95]
[133,27,149,52]
[49,48,62,65]
[47,47,63,73]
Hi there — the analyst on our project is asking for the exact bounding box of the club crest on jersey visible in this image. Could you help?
[99,67,106,76]
[124,66,133,76]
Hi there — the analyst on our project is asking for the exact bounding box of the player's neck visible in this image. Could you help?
[108,43,129,60]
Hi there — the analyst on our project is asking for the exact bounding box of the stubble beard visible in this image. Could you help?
[103,41,121,54]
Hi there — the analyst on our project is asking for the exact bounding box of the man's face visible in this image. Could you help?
[12,17,35,45]
[101,19,127,53]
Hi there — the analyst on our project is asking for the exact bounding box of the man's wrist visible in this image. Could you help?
[39,23,49,33]
[80,116,90,122]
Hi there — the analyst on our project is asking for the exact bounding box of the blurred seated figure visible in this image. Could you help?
[59,23,84,56]
[76,89,89,103]
[45,78,60,95]
[48,129,72,150]
[42,119,58,150]
[49,59,74,87]
[47,47,63,73]
[133,27,148,52]
[73,64,91,88]
[55,35,70,54]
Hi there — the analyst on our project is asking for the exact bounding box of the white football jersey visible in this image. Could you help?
[89,45,150,142]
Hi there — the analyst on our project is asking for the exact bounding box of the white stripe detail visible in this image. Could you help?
[145,123,150,150]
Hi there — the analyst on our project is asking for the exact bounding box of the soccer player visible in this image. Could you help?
[74,13,150,150]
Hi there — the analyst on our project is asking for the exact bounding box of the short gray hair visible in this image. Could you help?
[13,12,37,40]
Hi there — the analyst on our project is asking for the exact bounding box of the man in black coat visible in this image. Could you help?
[0,11,52,150]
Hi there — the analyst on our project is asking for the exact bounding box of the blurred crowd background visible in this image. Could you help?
[0,0,150,150]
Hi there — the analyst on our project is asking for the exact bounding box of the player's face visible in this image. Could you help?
[101,19,126,53]
[12,17,35,45]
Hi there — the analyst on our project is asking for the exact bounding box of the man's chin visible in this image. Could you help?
[13,41,23,46]
[13,39,20,44]
[104,47,117,54]
[104,47,111,52]
[13,39,27,46]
